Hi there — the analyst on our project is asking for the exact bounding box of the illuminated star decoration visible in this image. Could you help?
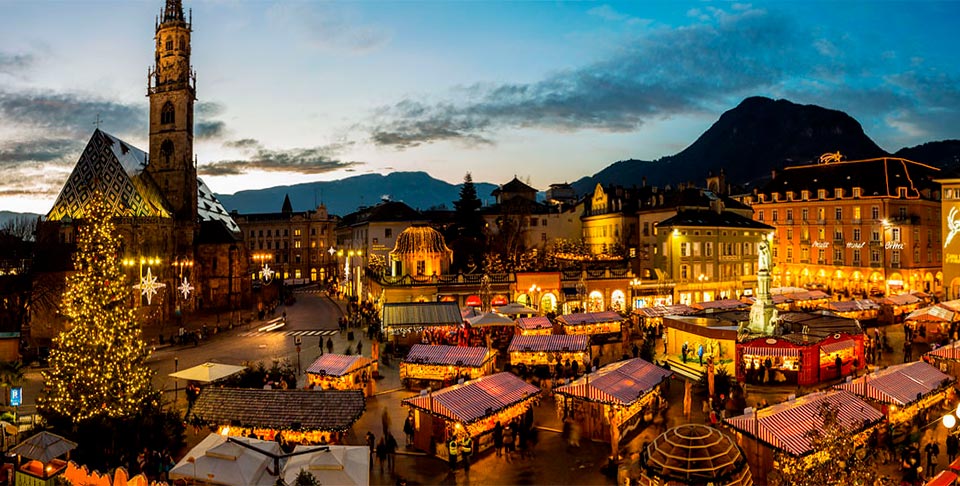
[261,263,275,283]
[133,267,165,305]
[178,276,194,299]
[328,246,336,256]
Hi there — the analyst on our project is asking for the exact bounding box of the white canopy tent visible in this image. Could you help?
[169,362,246,383]
[169,434,280,486]
[282,445,369,486]
[495,302,538,315]
[467,311,515,327]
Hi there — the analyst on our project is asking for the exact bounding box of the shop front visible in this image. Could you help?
[738,339,801,386]
[557,311,624,342]
[905,305,955,343]
[401,372,540,459]
[508,334,591,369]
[305,354,374,396]
[737,332,864,387]
[877,293,923,324]
[381,302,465,349]
[400,344,497,389]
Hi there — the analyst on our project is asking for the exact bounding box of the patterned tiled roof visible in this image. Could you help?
[305,354,372,377]
[508,335,590,353]
[558,311,623,326]
[198,178,241,234]
[554,358,672,405]
[191,388,365,432]
[402,344,493,368]
[402,372,539,424]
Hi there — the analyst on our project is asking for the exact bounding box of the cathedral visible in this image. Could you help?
[37,0,249,338]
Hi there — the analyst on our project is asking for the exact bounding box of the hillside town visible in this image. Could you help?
[2,1,960,486]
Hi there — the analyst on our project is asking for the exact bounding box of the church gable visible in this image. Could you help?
[197,178,241,234]
[47,130,172,221]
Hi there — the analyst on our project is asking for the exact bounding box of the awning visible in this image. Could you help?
[169,362,246,383]
[820,339,855,354]
[465,295,481,307]
[926,470,958,486]
[740,346,799,357]
[834,361,953,405]
[491,295,509,306]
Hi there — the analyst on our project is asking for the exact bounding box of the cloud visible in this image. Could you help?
[0,51,33,76]
[587,5,650,26]
[268,4,390,53]
[0,138,83,166]
[194,101,228,140]
[0,90,145,138]
[370,7,800,148]
[200,139,361,176]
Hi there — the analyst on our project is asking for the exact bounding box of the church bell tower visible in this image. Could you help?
[147,0,197,223]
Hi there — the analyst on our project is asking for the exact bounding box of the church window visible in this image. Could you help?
[179,36,186,50]
[161,102,175,124]
[165,37,173,51]
[160,140,174,165]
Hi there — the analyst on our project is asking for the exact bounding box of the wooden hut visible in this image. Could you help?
[635,424,753,486]
[401,372,540,459]
[381,302,464,348]
[399,344,497,389]
[724,390,882,485]
[693,299,750,313]
[11,432,76,486]
[877,292,923,324]
[554,358,672,456]
[819,299,880,323]
[191,388,365,445]
[508,334,590,368]
[516,316,554,336]
[557,311,624,341]
[904,305,955,343]
[305,354,375,396]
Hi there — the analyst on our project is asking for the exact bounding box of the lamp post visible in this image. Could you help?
[881,219,890,296]
[630,277,642,310]
[528,284,541,312]
[122,256,162,307]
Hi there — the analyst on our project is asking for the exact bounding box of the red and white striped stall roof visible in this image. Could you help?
[928,341,960,360]
[634,304,699,318]
[516,316,553,331]
[558,311,624,326]
[401,372,540,424]
[305,354,372,377]
[724,390,882,456]
[508,334,590,353]
[554,358,672,405]
[819,338,855,355]
[834,361,953,405]
[402,344,493,368]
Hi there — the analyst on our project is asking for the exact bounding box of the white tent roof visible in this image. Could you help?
[467,311,515,327]
[495,302,538,315]
[169,362,246,383]
[170,434,280,486]
[282,445,369,486]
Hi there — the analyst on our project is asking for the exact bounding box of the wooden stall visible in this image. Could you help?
[693,299,750,313]
[191,387,365,445]
[905,305,955,343]
[11,432,75,486]
[516,316,554,336]
[557,311,624,342]
[400,344,497,389]
[724,390,882,485]
[508,334,591,369]
[927,341,960,376]
[466,311,516,348]
[820,299,880,324]
[662,313,740,375]
[382,302,464,349]
[305,354,375,396]
[877,293,923,325]
[553,358,671,457]
[401,372,540,459]
[770,287,831,311]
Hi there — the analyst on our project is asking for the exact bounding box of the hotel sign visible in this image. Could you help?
[812,241,830,248]
[846,242,866,249]
[885,242,904,250]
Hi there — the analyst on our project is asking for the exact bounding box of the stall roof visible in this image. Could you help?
[724,390,882,456]
[777,311,863,339]
[906,305,955,323]
[306,354,372,377]
[834,361,953,405]
[927,470,959,486]
[516,316,553,331]
[382,302,462,328]
[634,305,698,318]
[939,299,960,313]
[467,312,515,327]
[770,287,830,301]
[402,372,540,424]
[554,358,672,406]
[170,434,280,486]
[508,334,590,353]
[11,431,77,463]
[192,388,365,432]
[282,445,369,486]
[693,299,749,311]
[741,294,792,305]
[927,341,960,360]
[878,293,922,306]
[558,311,624,326]
[403,344,493,368]
[495,302,539,315]
[169,362,246,383]
[821,299,880,313]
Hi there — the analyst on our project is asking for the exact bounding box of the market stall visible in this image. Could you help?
[926,341,960,376]
[554,358,672,456]
[905,305,955,343]
[508,334,591,369]
[11,432,75,486]
[400,344,497,389]
[516,316,554,336]
[633,304,697,332]
[724,390,882,485]
[381,302,465,349]
[877,293,923,324]
[169,434,281,486]
[557,311,624,342]
[693,299,750,313]
[305,354,374,396]
[662,313,740,375]
[467,311,516,348]
[820,299,880,323]
[738,331,865,387]
[281,445,369,486]
[770,287,830,311]
[401,372,540,459]
[834,361,953,433]
[190,387,365,445]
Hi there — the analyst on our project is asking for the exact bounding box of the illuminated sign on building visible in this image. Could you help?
[846,242,866,249]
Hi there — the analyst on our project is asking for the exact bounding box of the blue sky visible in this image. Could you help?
[1,1,958,214]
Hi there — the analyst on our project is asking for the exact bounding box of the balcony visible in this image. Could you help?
[817,219,827,225]
[852,219,862,224]
[891,262,901,269]
[833,260,845,266]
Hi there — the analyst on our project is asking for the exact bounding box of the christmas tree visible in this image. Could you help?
[39,193,156,422]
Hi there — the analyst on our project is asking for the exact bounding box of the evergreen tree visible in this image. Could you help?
[39,193,156,422]
[450,172,486,272]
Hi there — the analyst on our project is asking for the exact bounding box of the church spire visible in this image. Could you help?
[163,0,185,23]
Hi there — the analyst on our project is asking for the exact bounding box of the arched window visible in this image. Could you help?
[165,37,173,51]
[161,102,175,125]
[160,140,174,165]
[179,36,186,50]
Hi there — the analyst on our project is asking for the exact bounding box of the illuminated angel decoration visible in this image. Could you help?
[133,267,165,305]
[945,207,960,249]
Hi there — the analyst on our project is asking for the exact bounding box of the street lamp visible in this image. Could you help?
[122,256,162,306]
[528,284,541,311]
[630,277,642,310]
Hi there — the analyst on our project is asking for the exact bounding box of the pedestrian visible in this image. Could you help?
[448,435,460,470]
[357,339,363,355]
[697,343,705,366]
[376,437,387,473]
[160,450,174,482]
[503,424,515,461]
[381,408,391,437]
[460,434,473,472]
[403,413,415,447]
[366,431,376,460]
[385,433,398,472]
[925,441,941,474]
[682,342,689,363]
[949,433,960,463]
[493,421,504,457]
[632,343,640,359]
[662,331,668,354]
[904,339,913,362]
[835,355,843,379]
[571,359,579,376]
[327,337,334,354]
[319,336,324,355]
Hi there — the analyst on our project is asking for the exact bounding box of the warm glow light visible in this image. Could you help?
[944,414,957,429]
[221,426,231,436]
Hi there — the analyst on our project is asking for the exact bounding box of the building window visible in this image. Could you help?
[386,228,393,238]
[160,139,174,165]
[680,265,689,280]
[284,229,289,236]
[294,229,301,237]
[871,206,880,220]
[786,247,793,261]
[250,230,255,237]
[758,210,764,222]
[853,187,862,198]
[267,229,272,237]
[705,242,713,257]
[818,248,825,263]
[772,247,778,259]
[416,260,426,275]
[891,227,901,241]
[853,250,861,263]
[853,228,861,241]
[267,241,272,250]
[295,240,301,249]
[802,228,810,241]
[311,228,316,235]
[834,229,843,240]
[165,37,173,51]
[899,207,907,219]
[892,250,900,264]
[835,188,843,198]
[680,242,689,257]
[772,210,779,222]
[834,248,843,262]
[871,249,880,263]
[161,102,175,125]
[801,209,808,221]
[787,209,794,222]
[817,208,825,221]
[801,247,809,262]
[835,207,842,220]
[818,189,826,199]
[853,207,861,221]
[914,248,920,263]
[801,191,809,201]
[817,228,825,240]
[693,242,701,257]
[872,230,880,242]
[530,218,538,227]
[787,229,794,240]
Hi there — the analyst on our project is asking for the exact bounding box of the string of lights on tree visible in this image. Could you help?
[38,193,157,422]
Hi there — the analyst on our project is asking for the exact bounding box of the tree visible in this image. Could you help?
[0,215,36,242]
[770,401,879,486]
[293,469,321,486]
[38,193,156,423]
[450,173,486,273]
